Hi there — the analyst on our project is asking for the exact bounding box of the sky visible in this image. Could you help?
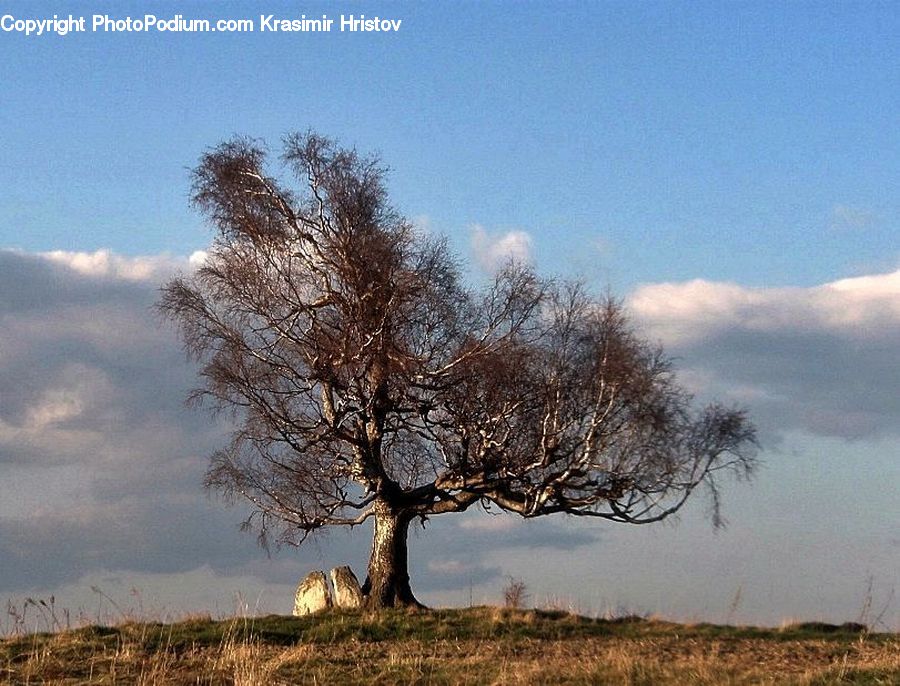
[0,1,897,630]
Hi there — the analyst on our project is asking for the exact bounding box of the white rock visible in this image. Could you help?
[293,570,332,615]
[330,566,364,609]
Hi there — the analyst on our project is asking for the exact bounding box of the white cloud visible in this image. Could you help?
[828,269,900,297]
[628,269,900,440]
[39,248,195,282]
[0,363,120,467]
[25,389,83,429]
[470,225,533,272]
[188,250,209,267]
[629,269,900,345]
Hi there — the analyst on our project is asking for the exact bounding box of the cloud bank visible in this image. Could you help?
[0,248,268,594]
[629,269,900,440]
[0,249,592,605]
[2,248,896,622]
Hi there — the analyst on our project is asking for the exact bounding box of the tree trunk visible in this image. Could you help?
[361,502,424,609]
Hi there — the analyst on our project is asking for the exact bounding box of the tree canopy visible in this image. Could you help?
[160,132,757,607]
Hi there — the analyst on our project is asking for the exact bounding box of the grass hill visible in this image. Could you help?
[2,607,897,684]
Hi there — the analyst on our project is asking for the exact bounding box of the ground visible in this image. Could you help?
[1,607,897,684]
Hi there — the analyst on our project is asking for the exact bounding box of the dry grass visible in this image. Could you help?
[1,607,897,684]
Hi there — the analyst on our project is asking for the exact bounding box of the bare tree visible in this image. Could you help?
[160,132,757,609]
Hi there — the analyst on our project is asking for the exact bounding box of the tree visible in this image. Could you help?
[160,132,757,609]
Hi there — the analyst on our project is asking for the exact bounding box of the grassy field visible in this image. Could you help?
[1,607,897,685]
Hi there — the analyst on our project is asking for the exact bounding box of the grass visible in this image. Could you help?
[1,607,897,684]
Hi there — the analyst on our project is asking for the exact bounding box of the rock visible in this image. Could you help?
[330,566,364,609]
[293,570,332,615]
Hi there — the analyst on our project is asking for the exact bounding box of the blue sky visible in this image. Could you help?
[1,1,898,628]
[3,1,897,286]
